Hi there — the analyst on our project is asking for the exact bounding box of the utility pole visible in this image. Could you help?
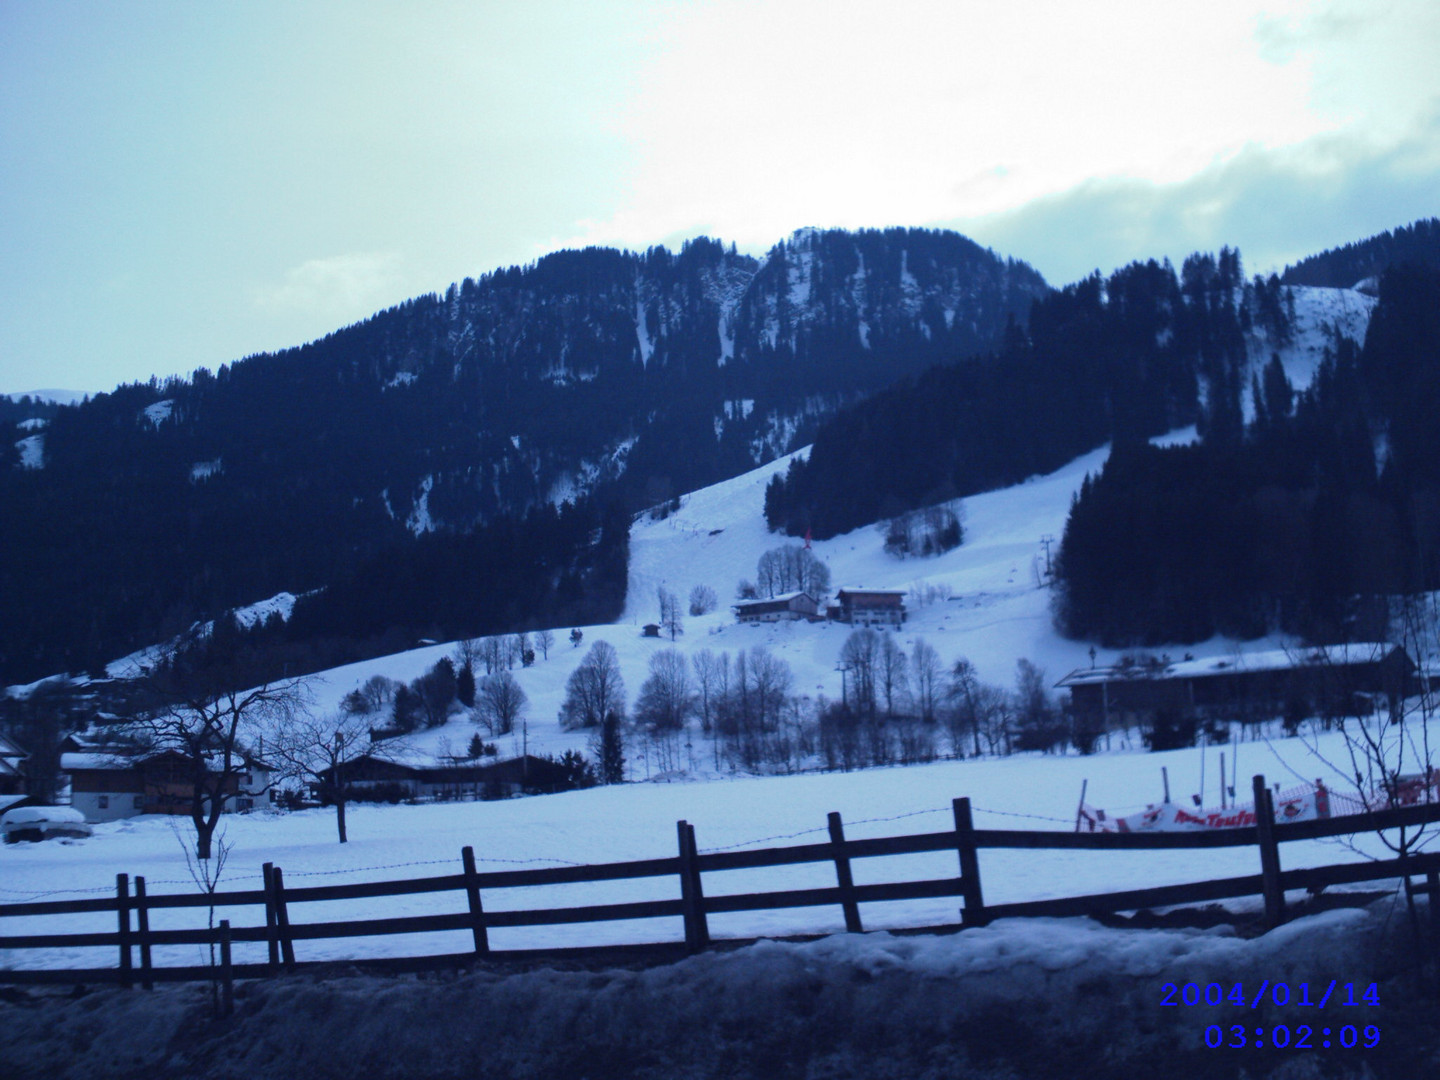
[1039,535,1054,579]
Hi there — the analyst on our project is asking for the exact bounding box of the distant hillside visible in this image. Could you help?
[1282,217,1440,289]
[1,228,1046,685]
[764,248,1297,539]
[1055,262,1440,646]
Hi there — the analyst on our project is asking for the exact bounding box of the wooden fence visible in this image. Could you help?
[4,775,1440,1007]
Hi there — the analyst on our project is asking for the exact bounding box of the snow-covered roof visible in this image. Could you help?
[1056,642,1406,688]
[60,752,133,771]
[734,591,815,608]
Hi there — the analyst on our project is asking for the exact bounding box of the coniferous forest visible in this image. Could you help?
[764,248,1262,538]
[1054,262,1440,646]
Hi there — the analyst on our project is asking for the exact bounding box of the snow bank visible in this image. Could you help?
[1,901,1429,1080]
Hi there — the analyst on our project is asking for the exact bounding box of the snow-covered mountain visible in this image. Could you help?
[1,228,1048,686]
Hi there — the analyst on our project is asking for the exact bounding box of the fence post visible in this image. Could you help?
[218,919,235,1018]
[1252,774,1285,927]
[271,865,296,970]
[1429,869,1439,941]
[687,823,709,948]
[116,873,133,988]
[953,798,987,928]
[460,846,490,955]
[134,875,153,990]
[262,862,280,972]
[827,812,863,933]
[677,820,709,952]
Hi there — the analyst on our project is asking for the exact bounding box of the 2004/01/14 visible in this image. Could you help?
[1160,980,1380,1009]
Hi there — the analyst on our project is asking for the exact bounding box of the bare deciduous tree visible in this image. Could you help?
[476,670,528,735]
[138,675,310,859]
[910,639,943,723]
[688,584,718,616]
[658,587,683,640]
[559,640,626,729]
[269,710,398,843]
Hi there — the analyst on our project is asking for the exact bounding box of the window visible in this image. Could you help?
[98,795,109,809]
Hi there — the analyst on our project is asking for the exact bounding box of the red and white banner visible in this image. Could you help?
[1079,784,1332,833]
[1079,773,1438,833]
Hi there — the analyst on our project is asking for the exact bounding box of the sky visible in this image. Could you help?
[2,0,1437,396]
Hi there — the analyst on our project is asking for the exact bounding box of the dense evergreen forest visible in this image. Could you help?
[1281,217,1440,288]
[1054,262,1440,646]
[764,247,1273,538]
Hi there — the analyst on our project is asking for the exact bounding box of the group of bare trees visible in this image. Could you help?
[755,544,831,599]
[547,626,1077,781]
[736,545,832,601]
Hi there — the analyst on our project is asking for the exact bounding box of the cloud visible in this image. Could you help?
[254,252,404,321]
[951,118,1440,286]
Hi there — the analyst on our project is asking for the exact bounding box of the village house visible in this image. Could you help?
[1055,643,1415,731]
[315,753,575,802]
[59,732,276,823]
[0,733,27,796]
[733,591,820,624]
[829,588,907,627]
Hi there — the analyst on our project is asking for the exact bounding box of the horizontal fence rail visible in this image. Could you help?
[4,777,1440,997]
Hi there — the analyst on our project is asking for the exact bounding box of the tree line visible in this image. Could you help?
[543,631,1098,781]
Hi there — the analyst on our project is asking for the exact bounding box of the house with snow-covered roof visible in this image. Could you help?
[59,732,276,822]
[830,588,906,627]
[733,591,820,624]
[1055,642,1414,731]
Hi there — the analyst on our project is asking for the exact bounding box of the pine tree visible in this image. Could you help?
[595,711,625,784]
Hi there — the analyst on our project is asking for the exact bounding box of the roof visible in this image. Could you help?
[1056,642,1408,688]
[60,752,133,772]
[734,591,815,609]
[835,588,905,602]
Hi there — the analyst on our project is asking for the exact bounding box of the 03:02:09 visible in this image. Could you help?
[1205,1024,1380,1049]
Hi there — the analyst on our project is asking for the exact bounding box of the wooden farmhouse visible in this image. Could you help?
[59,733,276,823]
[734,591,821,624]
[316,754,574,803]
[1056,643,1415,731]
[830,588,907,627]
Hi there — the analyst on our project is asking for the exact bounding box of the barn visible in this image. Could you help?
[1056,643,1415,731]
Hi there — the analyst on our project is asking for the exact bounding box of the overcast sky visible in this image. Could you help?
[2,0,1437,395]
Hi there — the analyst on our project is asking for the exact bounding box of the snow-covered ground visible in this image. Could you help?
[0,715,1419,973]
